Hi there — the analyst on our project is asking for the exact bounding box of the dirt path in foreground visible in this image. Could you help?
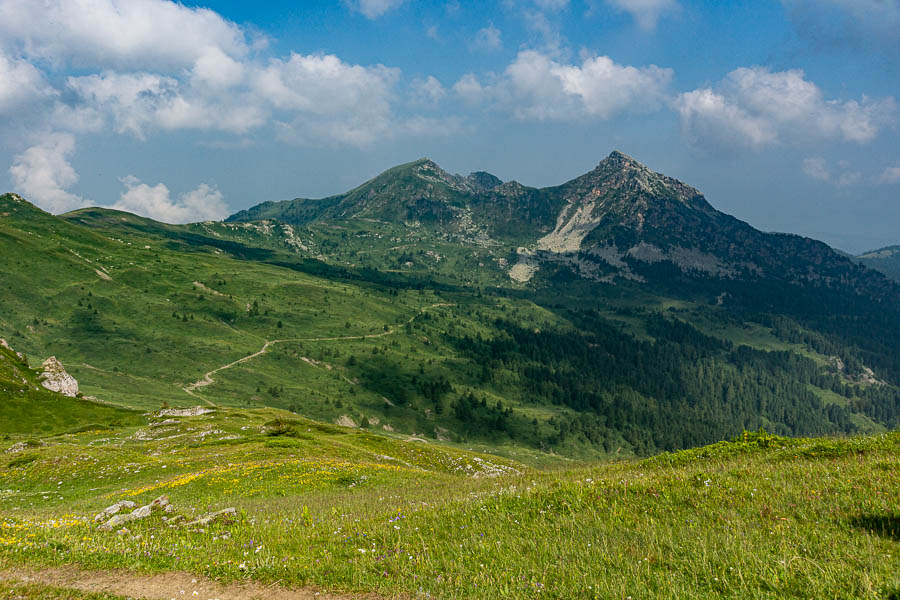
[183,303,455,397]
[0,567,391,600]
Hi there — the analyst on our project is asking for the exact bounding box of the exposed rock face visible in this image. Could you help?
[94,500,136,522]
[98,495,171,531]
[335,415,358,428]
[39,356,79,397]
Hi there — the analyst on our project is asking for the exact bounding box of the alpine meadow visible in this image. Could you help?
[0,1,898,598]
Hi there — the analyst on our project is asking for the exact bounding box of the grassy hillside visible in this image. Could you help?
[0,339,143,436]
[0,410,897,599]
[2,193,898,459]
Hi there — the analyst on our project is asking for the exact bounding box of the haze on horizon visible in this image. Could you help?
[0,0,898,254]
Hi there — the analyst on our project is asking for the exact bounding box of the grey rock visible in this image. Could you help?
[94,500,136,522]
[185,507,237,527]
[39,356,79,397]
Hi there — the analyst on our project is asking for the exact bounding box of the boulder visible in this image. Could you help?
[98,495,169,531]
[39,356,79,397]
[94,500,136,522]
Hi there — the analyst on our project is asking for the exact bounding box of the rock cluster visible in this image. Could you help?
[95,496,237,532]
[186,507,237,527]
[39,356,79,397]
[156,406,214,417]
[97,495,172,531]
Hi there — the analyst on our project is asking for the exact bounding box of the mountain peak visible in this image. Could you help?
[598,150,647,172]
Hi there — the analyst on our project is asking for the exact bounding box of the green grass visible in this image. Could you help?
[0,581,128,599]
[0,411,897,599]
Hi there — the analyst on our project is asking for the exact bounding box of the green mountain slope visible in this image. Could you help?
[0,336,143,435]
[1,195,897,456]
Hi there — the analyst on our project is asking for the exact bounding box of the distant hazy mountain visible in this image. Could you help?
[855,246,900,282]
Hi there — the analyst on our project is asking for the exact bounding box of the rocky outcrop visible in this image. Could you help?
[93,500,136,522]
[0,338,26,362]
[156,406,214,417]
[97,495,171,531]
[39,356,79,397]
[185,507,237,527]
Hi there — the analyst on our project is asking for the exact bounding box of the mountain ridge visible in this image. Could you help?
[225,151,898,304]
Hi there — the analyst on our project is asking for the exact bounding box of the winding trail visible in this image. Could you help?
[183,303,454,398]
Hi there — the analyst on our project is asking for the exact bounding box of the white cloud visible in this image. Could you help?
[65,71,266,138]
[409,76,446,107]
[452,73,486,105]
[457,50,672,121]
[677,67,898,151]
[110,176,228,223]
[8,133,87,213]
[254,53,399,146]
[0,0,249,71]
[474,24,503,51]
[879,162,900,184]
[0,53,55,114]
[606,0,679,30]
[353,0,407,19]
[676,88,777,150]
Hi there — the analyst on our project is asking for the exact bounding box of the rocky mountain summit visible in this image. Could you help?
[228,151,898,302]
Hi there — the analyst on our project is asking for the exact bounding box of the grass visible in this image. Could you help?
[0,410,897,599]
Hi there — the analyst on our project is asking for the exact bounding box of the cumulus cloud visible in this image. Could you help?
[352,0,407,19]
[0,0,249,71]
[409,76,446,107]
[255,53,399,146]
[0,0,457,152]
[676,67,898,151]
[65,71,266,138]
[0,53,55,114]
[110,176,228,223]
[455,50,672,121]
[9,133,87,213]
[473,24,503,51]
[606,0,679,30]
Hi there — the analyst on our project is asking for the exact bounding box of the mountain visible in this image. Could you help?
[856,245,900,281]
[2,150,900,458]
[229,152,895,301]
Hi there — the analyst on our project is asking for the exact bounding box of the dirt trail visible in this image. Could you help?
[0,567,387,600]
[183,303,454,396]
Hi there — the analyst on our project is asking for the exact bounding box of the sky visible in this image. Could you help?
[0,0,898,253]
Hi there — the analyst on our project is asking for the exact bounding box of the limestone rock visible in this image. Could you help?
[156,406,214,417]
[185,507,236,527]
[98,495,169,531]
[39,356,79,397]
[94,500,136,522]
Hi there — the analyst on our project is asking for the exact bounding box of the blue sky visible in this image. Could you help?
[0,0,898,252]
